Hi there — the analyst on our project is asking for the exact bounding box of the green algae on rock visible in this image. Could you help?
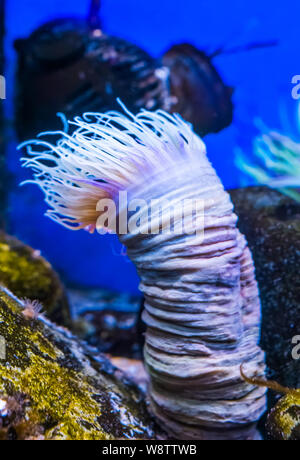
[0,287,156,440]
[266,390,300,440]
[0,231,70,326]
[240,367,300,440]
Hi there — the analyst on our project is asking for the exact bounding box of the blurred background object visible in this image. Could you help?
[236,106,300,202]
[70,287,142,359]
[14,0,236,142]
[163,43,234,136]
[15,13,170,140]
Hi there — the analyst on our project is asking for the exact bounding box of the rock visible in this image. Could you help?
[69,288,143,359]
[0,231,70,326]
[162,43,233,136]
[15,19,169,141]
[229,186,300,389]
[266,390,300,440]
[0,287,157,440]
[110,358,148,393]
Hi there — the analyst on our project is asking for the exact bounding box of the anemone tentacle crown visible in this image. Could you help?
[21,105,267,440]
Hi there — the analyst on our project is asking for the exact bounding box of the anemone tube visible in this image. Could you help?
[21,106,266,440]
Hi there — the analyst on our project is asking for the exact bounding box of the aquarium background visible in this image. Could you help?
[3,0,299,294]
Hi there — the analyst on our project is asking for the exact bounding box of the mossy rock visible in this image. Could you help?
[0,287,156,440]
[266,391,300,440]
[0,231,70,326]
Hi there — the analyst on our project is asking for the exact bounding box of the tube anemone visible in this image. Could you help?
[21,105,266,440]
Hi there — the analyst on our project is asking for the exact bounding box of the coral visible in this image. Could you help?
[0,286,157,440]
[21,106,266,440]
[0,231,70,326]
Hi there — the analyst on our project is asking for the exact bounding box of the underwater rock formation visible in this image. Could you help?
[15,18,169,140]
[163,44,233,136]
[69,288,143,359]
[0,287,157,440]
[240,367,300,440]
[230,186,300,389]
[22,107,266,440]
[0,231,70,326]
[162,41,276,137]
[14,14,238,142]
[266,389,300,440]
